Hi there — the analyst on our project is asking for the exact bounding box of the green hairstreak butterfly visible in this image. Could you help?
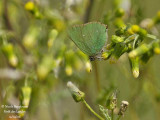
[68,22,108,61]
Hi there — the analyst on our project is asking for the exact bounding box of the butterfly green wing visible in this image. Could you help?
[68,22,108,56]
[68,26,92,55]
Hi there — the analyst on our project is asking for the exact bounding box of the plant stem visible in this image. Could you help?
[82,99,104,120]
[2,0,28,54]
[124,34,137,44]
[133,35,139,49]
[93,61,101,92]
[84,0,94,22]
[146,34,157,40]
[116,115,121,120]
[111,110,114,120]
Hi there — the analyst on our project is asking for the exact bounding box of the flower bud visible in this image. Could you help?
[118,101,129,116]
[153,11,160,24]
[127,28,134,35]
[106,91,118,110]
[106,43,115,50]
[115,8,125,17]
[111,43,128,60]
[102,50,112,60]
[131,25,140,33]
[47,29,58,48]
[21,86,32,106]
[19,86,32,117]
[25,1,35,11]
[37,55,56,80]
[127,43,132,52]
[115,26,126,36]
[129,44,151,58]
[138,28,147,37]
[67,81,85,102]
[129,57,139,78]
[53,19,66,32]
[2,43,18,67]
[157,11,160,19]
[114,18,126,28]
[111,35,124,43]
[85,61,92,72]
[65,65,73,76]
[152,40,160,54]
[140,19,154,29]
[9,54,18,67]
[23,26,39,49]
[25,1,42,19]
[140,51,153,64]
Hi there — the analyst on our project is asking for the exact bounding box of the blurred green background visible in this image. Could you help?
[0,0,160,120]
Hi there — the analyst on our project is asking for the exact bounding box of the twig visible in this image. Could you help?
[111,109,114,120]
[2,0,28,54]
[116,115,121,120]
[93,61,101,92]
[84,0,94,22]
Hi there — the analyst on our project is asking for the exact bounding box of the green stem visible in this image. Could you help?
[133,35,139,49]
[124,34,137,44]
[116,115,121,120]
[146,34,157,40]
[82,99,104,120]
[93,61,101,92]
[111,110,114,120]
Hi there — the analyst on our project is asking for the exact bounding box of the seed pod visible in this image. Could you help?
[67,81,85,102]
[129,57,139,78]
[118,101,129,116]
[129,44,151,58]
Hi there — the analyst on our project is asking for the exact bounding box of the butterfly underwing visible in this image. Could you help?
[68,22,108,61]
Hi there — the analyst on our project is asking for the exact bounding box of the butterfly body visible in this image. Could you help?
[68,22,108,61]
